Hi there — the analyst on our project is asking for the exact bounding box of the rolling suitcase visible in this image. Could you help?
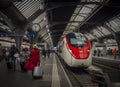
[33,64,43,78]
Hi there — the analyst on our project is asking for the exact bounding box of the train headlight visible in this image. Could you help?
[88,50,90,53]
[69,49,72,53]
[79,51,83,53]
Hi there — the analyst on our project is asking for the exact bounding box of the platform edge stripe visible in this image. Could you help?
[51,54,60,87]
[56,55,73,87]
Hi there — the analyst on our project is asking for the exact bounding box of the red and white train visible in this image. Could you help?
[58,32,92,68]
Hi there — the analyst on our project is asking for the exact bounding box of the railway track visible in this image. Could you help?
[92,57,120,87]
[56,55,99,87]
[69,68,99,87]
[56,53,120,87]
[92,57,120,71]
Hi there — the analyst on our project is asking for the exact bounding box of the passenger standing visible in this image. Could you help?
[107,48,112,55]
[94,50,97,56]
[9,45,18,71]
[47,49,51,58]
[0,44,3,61]
[42,48,46,58]
[112,48,117,59]
[24,44,40,75]
[97,49,101,56]
[19,54,27,72]
[2,48,7,60]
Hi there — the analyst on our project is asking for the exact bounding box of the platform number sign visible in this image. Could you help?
[27,33,36,38]
[0,33,8,37]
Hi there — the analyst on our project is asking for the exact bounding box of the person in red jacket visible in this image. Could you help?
[112,48,117,59]
[24,44,40,71]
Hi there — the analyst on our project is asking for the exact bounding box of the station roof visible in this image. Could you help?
[0,0,120,46]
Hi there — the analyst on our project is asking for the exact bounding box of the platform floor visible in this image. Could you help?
[0,53,71,87]
[93,55,120,61]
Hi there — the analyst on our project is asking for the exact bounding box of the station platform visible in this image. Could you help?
[0,53,71,87]
[93,55,120,61]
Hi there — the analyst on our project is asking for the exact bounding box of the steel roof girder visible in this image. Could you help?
[39,31,50,40]
[103,24,117,40]
[96,26,106,37]
[27,1,103,27]
[0,11,15,31]
[46,2,103,9]
[27,9,45,22]
[49,21,97,28]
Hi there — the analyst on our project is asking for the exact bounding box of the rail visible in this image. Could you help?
[92,56,120,87]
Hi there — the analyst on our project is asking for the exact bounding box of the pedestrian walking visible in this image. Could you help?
[24,44,40,76]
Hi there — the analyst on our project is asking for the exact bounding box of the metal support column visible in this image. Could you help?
[14,36,23,51]
[0,11,15,30]
[12,28,25,51]
[103,24,117,39]
[35,32,39,43]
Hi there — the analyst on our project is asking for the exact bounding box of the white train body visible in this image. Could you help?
[59,32,92,68]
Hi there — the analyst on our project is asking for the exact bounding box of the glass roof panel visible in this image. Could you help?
[105,15,120,32]
[40,32,48,38]
[14,2,21,6]
[18,1,34,10]
[63,31,69,35]
[95,27,105,37]
[23,2,40,18]
[80,14,87,17]
[110,19,120,32]
[114,18,120,25]
[70,15,76,21]
[96,29,104,37]
[69,26,76,29]
[92,29,102,37]
[44,35,49,39]
[71,23,79,26]
[67,23,71,26]
[85,34,92,40]
[106,23,116,32]
[40,21,46,29]
[65,26,70,30]
[74,7,81,14]
[74,16,84,21]
[107,21,119,32]
[63,0,103,38]
[87,33,95,40]
[99,26,111,35]
[85,4,96,9]
[80,6,92,14]
[0,23,11,32]
[39,28,47,34]
[15,0,30,9]
[14,0,42,19]
[32,12,49,36]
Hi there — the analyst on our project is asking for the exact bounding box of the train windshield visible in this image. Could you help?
[67,33,88,47]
